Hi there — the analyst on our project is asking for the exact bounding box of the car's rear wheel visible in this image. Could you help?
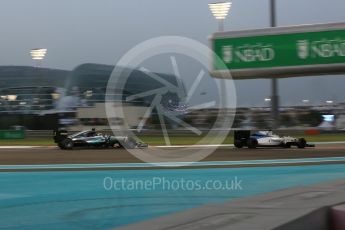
[62,138,74,150]
[247,139,258,149]
[234,140,243,148]
[58,142,65,150]
[297,138,307,148]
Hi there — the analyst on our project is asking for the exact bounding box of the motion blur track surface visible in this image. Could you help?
[1,144,345,168]
[0,164,345,229]
[1,145,345,229]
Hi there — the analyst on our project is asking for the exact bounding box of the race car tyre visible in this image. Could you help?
[137,142,149,148]
[58,143,65,150]
[284,143,292,148]
[62,138,74,150]
[120,141,136,149]
[297,138,307,149]
[234,140,243,148]
[101,144,109,149]
[247,139,258,149]
[126,142,136,149]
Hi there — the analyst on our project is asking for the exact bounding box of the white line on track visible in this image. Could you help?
[156,144,234,148]
[313,141,345,145]
[1,157,345,170]
[0,146,38,149]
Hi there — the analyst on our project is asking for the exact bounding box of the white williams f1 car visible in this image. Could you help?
[234,130,315,149]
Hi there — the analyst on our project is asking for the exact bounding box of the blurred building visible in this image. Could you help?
[0,66,69,113]
[0,64,185,130]
[1,64,345,131]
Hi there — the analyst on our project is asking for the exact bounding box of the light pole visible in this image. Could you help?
[209,1,232,117]
[30,48,47,67]
[208,2,232,32]
[30,48,47,110]
[269,0,279,129]
[302,99,310,105]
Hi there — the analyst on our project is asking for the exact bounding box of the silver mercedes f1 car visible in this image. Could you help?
[53,129,148,150]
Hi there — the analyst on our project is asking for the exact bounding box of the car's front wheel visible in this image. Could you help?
[62,138,74,150]
[297,138,307,149]
[121,141,136,149]
[284,143,292,148]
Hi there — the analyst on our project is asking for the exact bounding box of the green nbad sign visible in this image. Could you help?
[211,23,345,79]
[0,130,25,139]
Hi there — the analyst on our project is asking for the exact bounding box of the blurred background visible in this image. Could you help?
[0,0,345,142]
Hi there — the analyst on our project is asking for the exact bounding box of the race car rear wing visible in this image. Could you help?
[53,129,68,143]
[234,130,251,142]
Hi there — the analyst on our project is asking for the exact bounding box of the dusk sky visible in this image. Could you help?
[1,0,345,106]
